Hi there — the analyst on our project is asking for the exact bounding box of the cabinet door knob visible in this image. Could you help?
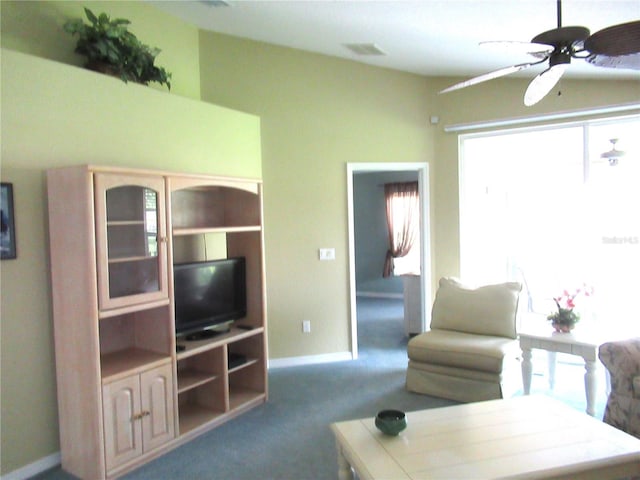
[132,411,151,421]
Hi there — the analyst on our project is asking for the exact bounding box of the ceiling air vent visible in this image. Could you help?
[343,43,386,56]
[199,0,231,7]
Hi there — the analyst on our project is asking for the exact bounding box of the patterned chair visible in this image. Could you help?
[598,338,640,438]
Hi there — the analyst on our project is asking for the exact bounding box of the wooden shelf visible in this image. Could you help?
[172,225,261,236]
[98,298,171,319]
[178,403,225,435]
[177,370,219,394]
[108,255,155,264]
[229,388,265,411]
[107,220,145,226]
[228,358,258,374]
[101,348,170,383]
[176,327,264,360]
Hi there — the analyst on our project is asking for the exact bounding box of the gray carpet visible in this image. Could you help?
[32,297,607,479]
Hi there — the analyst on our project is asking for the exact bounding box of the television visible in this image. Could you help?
[174,257,247,339]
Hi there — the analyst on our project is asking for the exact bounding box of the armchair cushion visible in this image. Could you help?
[430,277,521,339]
[407,329,519,374]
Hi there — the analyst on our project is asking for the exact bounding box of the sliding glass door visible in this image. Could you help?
[460,116,639,332]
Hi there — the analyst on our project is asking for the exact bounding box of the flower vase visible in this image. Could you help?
[552,322,574,333]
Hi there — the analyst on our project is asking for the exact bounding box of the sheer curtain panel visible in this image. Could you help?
[383,181,420,277]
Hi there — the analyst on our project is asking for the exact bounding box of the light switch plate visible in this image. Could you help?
[319,248,335,261]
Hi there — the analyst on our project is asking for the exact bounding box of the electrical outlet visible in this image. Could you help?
[302,320,311,333]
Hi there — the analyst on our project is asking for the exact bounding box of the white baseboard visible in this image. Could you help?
[2,452,61,480]
[268,351,353,369]
[356,291,403,299]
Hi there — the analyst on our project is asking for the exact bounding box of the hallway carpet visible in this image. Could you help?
[33,297,607,479]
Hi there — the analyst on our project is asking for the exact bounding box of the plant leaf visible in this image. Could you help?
[84,8,98,25]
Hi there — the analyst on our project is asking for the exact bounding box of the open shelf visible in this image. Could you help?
[173,225,261,236]
[228,358,258,374]
[176,327,264,360]
[101,349,170,383]
[171,184,261,232]
[178,403,226,435]
[177,370,219,394]
[229,388,266,411]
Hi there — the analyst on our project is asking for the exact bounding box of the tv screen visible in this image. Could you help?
[174,257,247,338]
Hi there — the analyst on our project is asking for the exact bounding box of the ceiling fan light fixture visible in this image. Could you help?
[549,50,571,67]
[601,138,626,166]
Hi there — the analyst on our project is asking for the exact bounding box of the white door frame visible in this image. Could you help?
[346,162,432,359]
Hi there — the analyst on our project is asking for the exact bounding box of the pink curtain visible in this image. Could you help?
[383,181,419,277]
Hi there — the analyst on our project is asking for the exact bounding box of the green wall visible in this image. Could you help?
[1,0,640,475]
[0,2,259,474]
[0,0,201,99]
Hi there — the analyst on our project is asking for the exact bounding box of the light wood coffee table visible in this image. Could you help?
[331,396,640,479]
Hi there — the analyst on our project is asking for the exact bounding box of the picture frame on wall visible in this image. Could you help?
[1,182,17,260]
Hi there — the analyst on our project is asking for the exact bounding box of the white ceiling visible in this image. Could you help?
[149,0,640,82]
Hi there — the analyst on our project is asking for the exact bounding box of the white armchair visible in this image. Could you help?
[406,277,522,402]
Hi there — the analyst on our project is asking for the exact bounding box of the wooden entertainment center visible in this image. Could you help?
[47,165,267,479]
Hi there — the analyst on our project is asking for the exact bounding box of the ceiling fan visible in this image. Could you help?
[440,0,640,106]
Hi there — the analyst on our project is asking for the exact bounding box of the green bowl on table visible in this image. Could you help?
[375,409,407,436]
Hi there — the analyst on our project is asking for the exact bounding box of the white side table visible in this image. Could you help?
[519,327,601,415]
[517,314,630,416]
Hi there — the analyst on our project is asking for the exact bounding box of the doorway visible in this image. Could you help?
[346,163,431,359]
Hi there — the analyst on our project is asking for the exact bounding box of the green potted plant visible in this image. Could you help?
[64,8,171,89]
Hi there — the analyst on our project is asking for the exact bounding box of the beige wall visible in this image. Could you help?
[198,32,438,359]
[199,31,640,361]
[1,0,639,475]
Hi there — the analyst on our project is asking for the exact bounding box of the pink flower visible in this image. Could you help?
[552,285,593,311]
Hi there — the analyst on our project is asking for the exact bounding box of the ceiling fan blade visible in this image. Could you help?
[584,20,640,70]
[479,41,555,58]
[439,60,543,94]
[523,63,567,106]
[585,20,640,57]
[586,52,640,70]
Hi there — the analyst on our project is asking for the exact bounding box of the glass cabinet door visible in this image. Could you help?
[94,173,168,311]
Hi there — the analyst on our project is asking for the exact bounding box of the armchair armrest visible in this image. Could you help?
[599,338,640,396]
[599,339,640,372]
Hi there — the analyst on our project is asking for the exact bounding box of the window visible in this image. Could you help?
[460,115,639,332]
